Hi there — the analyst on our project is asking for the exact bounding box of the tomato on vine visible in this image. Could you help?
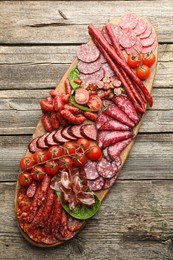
[18,172,32,186]
[31,166,46,181]
[87,146,102,161]
[142,53,156,67]
[58,156,73,171]
[47,146,64,159]
[20,156,35,170]
[63,142,77,155]
[136,65,150,80]
[127,54,141,68]
[76,138,90,152]
[33,150,48,164]
[73,153,87,167]
[45,160,59,175]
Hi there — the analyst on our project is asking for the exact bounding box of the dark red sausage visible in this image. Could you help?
[64,79,72,95]
[63,104,81,114]
[52,197,62,237]
[56,112,67,126]
[40,100,54,112]
[54,94,64,111]
[83,111,98,122]
[50,111,60,130]
[61,109,86,125]
[41,114,53,132]
[37,174,51,206]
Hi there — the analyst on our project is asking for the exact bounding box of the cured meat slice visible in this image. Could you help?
[96,113,110,129]
[102,63,115,77]
[77,191,95,206]
[100,119,130,131]
[80,124,97,141]
[111,161,118,174]
[45,131,58,146]
[99,54,107,64]
[113,96,139,123]
[104,105,135,128]
[118,28,137,48]
[102,26,112,45]
[96,158,116,179]
[113,156,122,170]
[133,18,147,36]
[61,171,72,190]
[26,181,37,198]
[28,136,40,153]
[102,131,133,148]
[87,176,105,191]
[77,59,101,75]
[68,125,83,139]
[67,216,85,232]
[103,175,117,189]
[37,133,50,149]
[140,32,156,47]
[110,24,119,40]
[103,147,112,162]
[142,39,157,53]
[61,126,77,141]
[119,13,139,29]
[53,129,69,143]
[125,37,143,55]
[50,175,61,192]
[80,68,104,84]
[77,44,100,63]
[97,130,110,148]
[108,137,133,160]
[83,161,99,180]
[139,24,152,39]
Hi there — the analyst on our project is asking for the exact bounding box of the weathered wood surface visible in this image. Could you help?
[0,0,173,259]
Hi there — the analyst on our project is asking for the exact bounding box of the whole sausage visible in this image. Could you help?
[83,111,98,122]
[54,94,64,111]
[52,197,62,237]
[56,111,67,126]
[50,111,60,130]
[63,104,81,114]
[41,114,53,132]
[40,100,54,112]
[61,109,86,125]
[64,79,72,95]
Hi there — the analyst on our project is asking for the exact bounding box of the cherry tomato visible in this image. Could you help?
[18,172,32,186]
[33,150,48,164]
[45,160,59,175]
[87,146,102,161]
[73,153,87,167]
[127,54,141,68]
[136,65,150,80]
[76,138,90,152]
[20,156,35,171]
[31,166,46,181]
[87,95,102,111]
[75,88,89,104]
[63,142,76,155]
[58,156,73,171]
[142,53,156,67]
[47,146,64,159]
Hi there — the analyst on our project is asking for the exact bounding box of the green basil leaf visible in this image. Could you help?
[68,67,81,90]
[56,192,101,220]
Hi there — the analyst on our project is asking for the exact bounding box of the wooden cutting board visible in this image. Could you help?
[14,16,158,247]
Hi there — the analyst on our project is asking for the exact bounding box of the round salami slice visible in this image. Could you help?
[83,161,99,180]
[28,136,40,153]
[45,131,58,146]
[111,161,118,174]
[139,24,152,39]
[110,24,120,40]
[141,32,156,47]
[99,54,107,64]
[37,133,50,149]
[77,44,100,63]
[125,37,143,55]
[133,18,147,36]
[102,63,115,77]
[114,156,122,170]
[103,175,117,189]
[53,129,69,143]
[87,176,105,191]
[102,26,112,45]
[118,28,137,48]
[142,39,157,53]
[80,68,104,84]
[96,158,115,179]
[68,125,83,139]
[77,59,101,75]
[119,13,139,29]
[103,147,112,162]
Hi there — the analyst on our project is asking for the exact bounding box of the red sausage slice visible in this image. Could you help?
[45,131,58,146]
[119,13,139,29]
[103,175,117,189]
[28,136,40,153]
[53,129,69,143]
[96,158,116,179]
[80,124,97,141]
[77,44,100,63]
[61,126,77,141]
[83,161,99,180]
[87,176,105,191]
[68,125,83,139]
[78,59,101,75]
[37,133,50,149]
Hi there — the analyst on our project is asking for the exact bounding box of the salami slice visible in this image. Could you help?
[83,161,99,180]
[99,54,107,64]
[140,32,156,47]
[103,147,112,162]
[80,124,97,141]
[118,28,137,48]
[77,44,100,63]
[119,13,139,29]
[142,39,157,53]
[80,68,104,84]
[96,158,115,179]
[61,126,77,141]
[108,137,133,160]
[68,125,83,139]
[102,63,115,77]
[114,156,122,170]
[111,161,118,174]
[96,113,110,129]
[133,18,147,36]
[97,130,110,148]
[77,59,101,75]
[139,24,152,39]
[87,176,105,191]
[67,216,85,232]
[125,37,143,55]
[53,129,69,143]
[37,133,50,149]
[45,131,58,146]
[28,136,40,153]
[102,131,133,149]
[102,26,112,45]
[100,119,130,131]
[103,175,117,189]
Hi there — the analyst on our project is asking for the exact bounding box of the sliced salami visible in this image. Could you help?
[96,158,115,179]
[110,24,119,40]
[53,129,69,143]
[140,32,156,47]
[103,147,112,162]
[97,130,110,148]
[61,126,77,141]
[87,176,105,191]
[102,63,115,77]
[77,59,101,75]
[80,124,97,141]
[111,161,118,174]
[108,137,133,160]
[45,131,58,146]
[28,136,40,153]
[118,28,137,48]
[113,156,122,170]
[119,13,139,29]
[83,161,99,180]
[103,175,117,189]
[77,44,100,63]
[96,113,110,129]
[37,133,50,149]
[102,26,112,45]
[142,39,157,53]
[99,54,107,64]
[100,119,130,131]
[80,68,104,84]
[139,24,152,39]
[68,125,83,139]
[125,37,143,55]
[102,131,133,149]
[133,18,147,36]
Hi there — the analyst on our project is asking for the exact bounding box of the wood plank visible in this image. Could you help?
[1,181,173,259]
[0,1,173,44]
[0,44,172,90]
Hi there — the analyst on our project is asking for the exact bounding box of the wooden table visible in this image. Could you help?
[0,1,173,259]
